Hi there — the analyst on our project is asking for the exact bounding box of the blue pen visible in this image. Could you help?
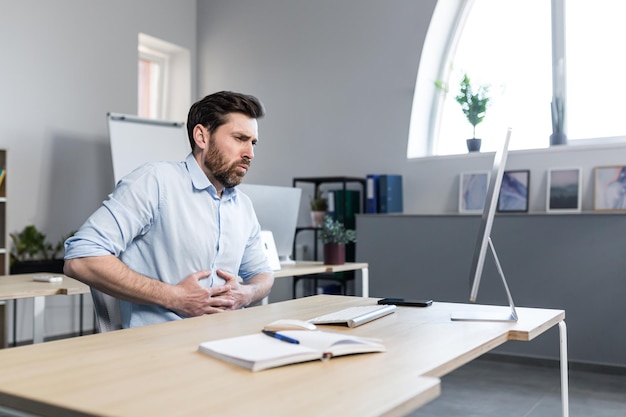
[262,329,300,344]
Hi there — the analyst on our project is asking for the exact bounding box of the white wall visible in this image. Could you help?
[196,0,626,216]
[0,0,197,244]
[0,0,197,342]
[196,0,437,187]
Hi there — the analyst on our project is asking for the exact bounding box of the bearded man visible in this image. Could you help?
[64,91,274,328]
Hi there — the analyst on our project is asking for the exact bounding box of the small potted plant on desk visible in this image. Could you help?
[9,225,74,274]
[318,215,356,265]
[309,189,328,228]
[436,73,491,152]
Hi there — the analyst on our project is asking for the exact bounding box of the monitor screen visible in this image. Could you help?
[468,128,512,302]
[237,184,302,264]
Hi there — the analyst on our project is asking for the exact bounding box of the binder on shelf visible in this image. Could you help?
[327,189,360,229]
[378,174,403,213]
[0,169,5,187]
[365,174,380,213]
[327,189,360,264]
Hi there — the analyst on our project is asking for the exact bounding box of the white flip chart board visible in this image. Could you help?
[107,112,190,184]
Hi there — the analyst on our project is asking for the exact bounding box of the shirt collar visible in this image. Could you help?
[185,153,236,200]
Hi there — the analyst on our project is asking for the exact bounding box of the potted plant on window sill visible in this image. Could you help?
[309,189,328,228]
[9,225,74,274]
[436,73,491,152]
[318,215,356,265]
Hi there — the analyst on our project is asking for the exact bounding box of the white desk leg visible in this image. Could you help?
[361,268,369,298]
[559,321,569,417]
[33,296,45,344]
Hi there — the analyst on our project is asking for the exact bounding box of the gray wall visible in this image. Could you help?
[196,0,437,303]
[0,0,197,341]
[196,0,436,187]
[0,0,197,243]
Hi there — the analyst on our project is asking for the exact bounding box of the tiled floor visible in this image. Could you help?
[410,356,626,417]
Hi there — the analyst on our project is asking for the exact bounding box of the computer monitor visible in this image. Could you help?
[237,184,302,265]
[451,128,518,322]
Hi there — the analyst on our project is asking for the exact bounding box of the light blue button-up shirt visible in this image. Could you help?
[65,153,272,328]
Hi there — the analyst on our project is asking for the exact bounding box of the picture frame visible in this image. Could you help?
[496,170,529,213]
[594,165,626,211]
[459,171,490,214]
[547,168,582,213]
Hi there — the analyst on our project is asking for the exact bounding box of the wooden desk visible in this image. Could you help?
[0,273,90,346]
[271,261,369,300]
[0,295,568,417]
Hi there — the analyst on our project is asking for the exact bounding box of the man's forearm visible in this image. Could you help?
[64,255,175,308]
[243,273,274,304]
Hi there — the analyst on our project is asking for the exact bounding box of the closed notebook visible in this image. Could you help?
[198,330,386,372]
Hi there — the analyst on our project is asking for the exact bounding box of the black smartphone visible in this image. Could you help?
[377,298,433,307]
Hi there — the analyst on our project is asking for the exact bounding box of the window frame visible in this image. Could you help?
[138,44,169,120]
[137,33,191,122]
[408,0,625,158]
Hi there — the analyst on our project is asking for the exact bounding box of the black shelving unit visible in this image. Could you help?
[291,176,366,298]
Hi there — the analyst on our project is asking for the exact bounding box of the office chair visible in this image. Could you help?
[90,288,122,332]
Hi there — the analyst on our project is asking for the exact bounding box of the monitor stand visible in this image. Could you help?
[451,237,518,322]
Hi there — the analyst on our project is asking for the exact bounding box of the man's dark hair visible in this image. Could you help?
[186,91,265,150]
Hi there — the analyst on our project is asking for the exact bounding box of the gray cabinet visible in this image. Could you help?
[356,213,626,367]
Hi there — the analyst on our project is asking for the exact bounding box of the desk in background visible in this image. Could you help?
[0,273,90,346]
[272,261,368,301]
[0,295,567,417]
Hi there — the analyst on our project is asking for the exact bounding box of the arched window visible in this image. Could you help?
[408,0,626,157]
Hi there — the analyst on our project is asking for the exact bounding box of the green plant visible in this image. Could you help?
[436,73,490,138]
[318,215,356,244]
[309,190,328,211]
[10,225,74,264]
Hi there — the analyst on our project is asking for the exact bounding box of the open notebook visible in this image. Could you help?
[198,330,385,371]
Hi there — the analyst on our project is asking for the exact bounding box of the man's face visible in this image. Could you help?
[196,113,258,190]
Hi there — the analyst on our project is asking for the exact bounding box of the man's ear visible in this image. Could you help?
[193,125,208,150]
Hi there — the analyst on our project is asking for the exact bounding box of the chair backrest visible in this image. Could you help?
[90,288,122,332]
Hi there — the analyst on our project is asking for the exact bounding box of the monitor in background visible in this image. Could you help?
[237,184,302,265]
[451,128,518,322]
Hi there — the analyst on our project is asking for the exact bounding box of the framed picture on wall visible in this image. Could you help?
[496,170,530,213]
[459,171,490,214]
[594,165,626,211]
[547,168,582,213]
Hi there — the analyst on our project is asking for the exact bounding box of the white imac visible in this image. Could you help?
[451,128,518,322]
[237,184,302,266]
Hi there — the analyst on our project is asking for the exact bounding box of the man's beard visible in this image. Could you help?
[204,140,250,188]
